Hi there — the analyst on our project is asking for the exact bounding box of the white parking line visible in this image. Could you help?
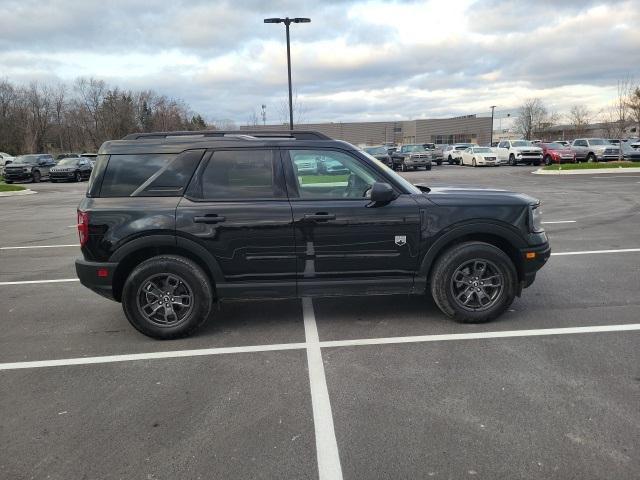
[551,248,640,256]
[303,298,344,480]
[0,279,79,286]
[542,220,576,224]
[0,244,79,250]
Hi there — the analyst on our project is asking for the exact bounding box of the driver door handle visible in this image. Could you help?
[193,214,226,224]
[303,213,336,222]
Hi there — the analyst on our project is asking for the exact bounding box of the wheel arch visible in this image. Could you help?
[109,235,224,302]
[420,224,526,285]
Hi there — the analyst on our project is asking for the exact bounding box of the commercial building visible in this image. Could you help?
[242,115,492,146]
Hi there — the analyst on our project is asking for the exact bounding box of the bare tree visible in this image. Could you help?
[600,77,633,140]
[627,85,640,137]
[567,105,590,138]
[514,98,556,140]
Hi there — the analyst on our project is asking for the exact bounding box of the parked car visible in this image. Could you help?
[363,145,393,167]
[444,143,476,165]
[571,138,620,162]
[80,153,98,168]
[621,142,640,161]
[460,147,500,167]
[0,152,15,176]
[49,157,93,182]
[539,142,576,165]
[391,144,433,171]
[75,129,550,339]
[3,154,55,183]
[496,140,543,166]
[424,143,444,165]
[629,139,640,150]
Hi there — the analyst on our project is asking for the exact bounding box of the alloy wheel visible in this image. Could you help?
[136,273,194,327]
[450,259,504,311]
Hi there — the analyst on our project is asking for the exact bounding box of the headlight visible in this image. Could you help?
[529,205,543,233]
[516,152,522,157]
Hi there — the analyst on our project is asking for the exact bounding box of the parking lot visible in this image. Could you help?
[1,166,639,479]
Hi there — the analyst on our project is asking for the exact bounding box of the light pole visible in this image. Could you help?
[490,105,496,146]
[264,17,310,130]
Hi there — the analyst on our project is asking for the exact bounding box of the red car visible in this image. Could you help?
[539,142,576,164]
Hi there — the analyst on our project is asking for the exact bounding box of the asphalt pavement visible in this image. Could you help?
[1,167,639,479]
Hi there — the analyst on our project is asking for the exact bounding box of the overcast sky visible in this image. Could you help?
[1,0,638,124]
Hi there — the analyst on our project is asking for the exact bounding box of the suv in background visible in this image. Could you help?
[539,142,576,165]
[0,152,15,176]
[571,138,620,162]
[76,130,550,339]
[496,140,543,166]
[4,154,55,183]
[443,143,476,165]
[363,145,393,167]
[50,157,93,182]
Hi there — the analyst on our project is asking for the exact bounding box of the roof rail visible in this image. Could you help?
[121,130,332,141]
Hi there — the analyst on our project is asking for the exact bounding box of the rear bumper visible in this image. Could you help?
[520,242,551,289]
[75,258,119,301]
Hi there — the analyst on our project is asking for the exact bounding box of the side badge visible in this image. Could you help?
[395,235,407,247]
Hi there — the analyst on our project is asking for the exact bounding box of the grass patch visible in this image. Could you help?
[300,174,349,184]
[0,182,26,192]
[542,161,637,171]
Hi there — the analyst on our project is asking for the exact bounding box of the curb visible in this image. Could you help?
[533,167,640,175]
[0,189,36,197]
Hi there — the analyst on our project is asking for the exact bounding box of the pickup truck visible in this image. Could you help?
[496,140,543,166]
[424,143,444,165]
[391,144,433,171]
[571,138,621,162]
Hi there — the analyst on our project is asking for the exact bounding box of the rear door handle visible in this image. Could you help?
[303,213,336,221]
[193,214,226,224]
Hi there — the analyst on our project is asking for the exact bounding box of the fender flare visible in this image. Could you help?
[109,234,225,284]
[419,222,527,279]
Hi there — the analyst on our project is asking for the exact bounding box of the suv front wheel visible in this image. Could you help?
[430,242,517,323]
[122,255,213,339]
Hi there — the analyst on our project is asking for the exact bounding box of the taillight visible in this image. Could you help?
[77,210,89,247]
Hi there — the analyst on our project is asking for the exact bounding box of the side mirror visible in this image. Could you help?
[369,182,396,204]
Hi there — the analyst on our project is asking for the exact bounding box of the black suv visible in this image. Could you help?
[50,157,93,182]
[4,154,55,183]
[76,130,550,339]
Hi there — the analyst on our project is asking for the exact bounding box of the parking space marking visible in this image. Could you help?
[0,278,79,286]
[541,220,576,224]
[319,323,640,349]
[0,244,79,250]
[0,342,307,371]
[302,298,344,480]
[551,248,640,256]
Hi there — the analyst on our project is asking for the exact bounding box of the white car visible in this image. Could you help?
[496,140,543,166]
[443,143,477,165]
[0,152,15,176]
[460,147,500,167]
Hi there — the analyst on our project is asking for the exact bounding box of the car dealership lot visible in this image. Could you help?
[1,168,639,479]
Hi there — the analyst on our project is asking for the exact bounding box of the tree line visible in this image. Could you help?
[514,77,640,140]
[0,78,209,155]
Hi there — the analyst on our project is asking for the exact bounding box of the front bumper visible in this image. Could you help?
[75,258,119,301]
[520,242,551,289]
[50,171,76,180]
[4,171,32,181]
[405,158,431,166]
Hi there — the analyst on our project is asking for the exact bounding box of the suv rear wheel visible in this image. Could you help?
[122,255,213,339]
[430,241,517,323]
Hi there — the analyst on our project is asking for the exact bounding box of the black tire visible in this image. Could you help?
[74,171,82,182]
[544,155,552,166]
[426,164,432,171]
[472,158,477,167]
[32,170,41,183]
[436,161,442,166]
[508,154,515,166]
[586,153,596,163]
[448,156,453,164]
[121,255,213,339]
[401,162,407,172]
[430,241,517,323]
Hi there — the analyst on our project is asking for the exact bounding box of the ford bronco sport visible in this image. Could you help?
[76,130,550,339]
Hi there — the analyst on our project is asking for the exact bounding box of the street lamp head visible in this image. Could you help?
[264,18,283,23]
[292,18,311,23]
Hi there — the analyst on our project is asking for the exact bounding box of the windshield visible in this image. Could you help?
[473,147,491,153]
[403,144,427,153]
[454,144,473,150]
[589,139,607,145]
[512,141,531,147]
[13,155,40,164]
[365,146,388,155]
[545,143,565,149]
[358,150,421,194]
[56,158,79,166]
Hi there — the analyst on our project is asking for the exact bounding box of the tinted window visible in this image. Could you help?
[289,149,385,199]
[197,150,281,199]
[99,151,202,197]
